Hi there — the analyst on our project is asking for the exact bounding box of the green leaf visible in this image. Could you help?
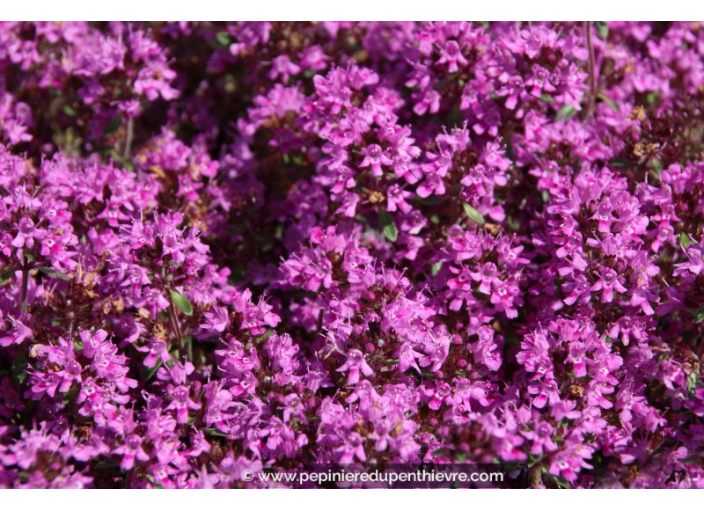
[609,159,629,168]
[680,233,695,248]
[255,329,274,344]
[379,209,398,242]
[431,261,443,277]
[170,289,194,316]
[103,115,123,136]
[554,104,577,122]
[215,31,231,47]
[595,21,609,40]
[598,94,619,112]
[0,270,13,287]
[463,203,485,224]
[548,474,571,489]
[205,428,229,438]
[12,353,29,385]
[144,358,162,381]
[37,266,71,281]
[540,93,555,104]
[688,372,700,390]
[527,453,544,469]
[507,216,521,232]
[689,372,701,399]
[62,104,76,117]
[690,308,704,324]
[650,160,663,181]
[455,451,469,462]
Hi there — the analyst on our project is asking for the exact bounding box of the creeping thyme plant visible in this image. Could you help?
[1,21,704,488]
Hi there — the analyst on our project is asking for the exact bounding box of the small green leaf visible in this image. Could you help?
[548,474,571,489]
[688,372,701,398]
[595,21,609,40]
[62,104,76,117]
[507,216,521,232]
[688,372,700,390]
[0,270,13,287]
[215,31,231,47]
[609,159,629,168]
[456,451,469,462]
[379,209,398,242]
[255,329,274,344]
[12,353,29,385]
[527,453,544,469]
[431,261,443,277]
[170,289,194,316]
[463,203,485,225]
[540,93,555,104]
[37,266,71,281]
[144,358,162,381]
[205,427,229,438]
[650,160,663,181]
[680,233,695,248]
[690,308,704,324]
[104,115,123,136]
[598,94,619,112]
[554,104,577,122]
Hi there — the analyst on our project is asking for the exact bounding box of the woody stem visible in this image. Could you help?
[20,262,29,314]
[584,21,597,120]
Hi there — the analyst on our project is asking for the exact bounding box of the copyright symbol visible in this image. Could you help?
[242,470,254,482]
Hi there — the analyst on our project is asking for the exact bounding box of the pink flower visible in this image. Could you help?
[337,349,373,384]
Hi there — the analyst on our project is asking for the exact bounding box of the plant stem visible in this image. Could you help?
[186,336,193,363]
[123,117,134,161]
[20,262,29,314]
[584,21,597,120]
[169,299,184,352]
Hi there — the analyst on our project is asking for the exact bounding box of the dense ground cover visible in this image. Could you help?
[1,21,704,488]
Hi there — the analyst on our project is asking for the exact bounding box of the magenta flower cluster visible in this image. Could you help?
[1,21,704,489]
